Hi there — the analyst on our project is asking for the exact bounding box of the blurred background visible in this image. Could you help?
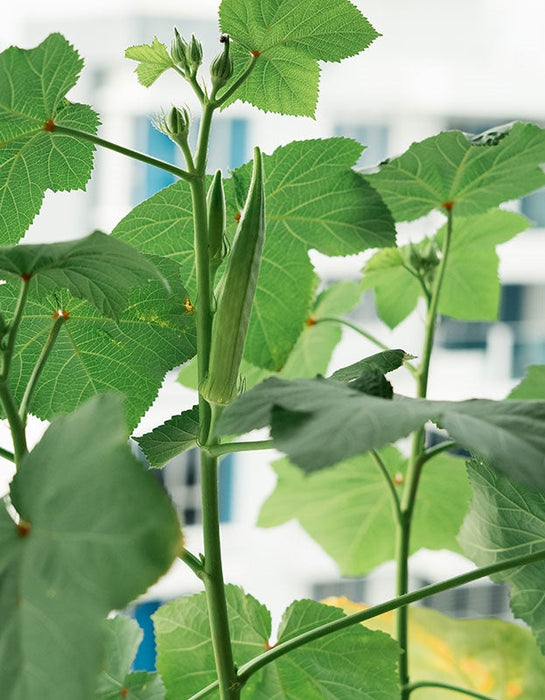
[2,0,545,669]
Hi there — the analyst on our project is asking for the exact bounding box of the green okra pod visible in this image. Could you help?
[207,169,227,284]
[201,147,265,405]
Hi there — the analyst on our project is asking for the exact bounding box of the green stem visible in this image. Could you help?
[406,681,494,699]
[180,548,205,579]
[207,439,275,458]
[1,277,30,381]
[51,125,194,182]
[370,450,402,523]
[421,439,457,464]
[233,546,545,690]
[0,446,15,462]
[315,317,418,378]
[396,205,455,698]
[0,382,27,463]
[200,449,239,699]
[19,316,66,426]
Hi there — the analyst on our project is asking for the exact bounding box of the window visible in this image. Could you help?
[333,123,388,168]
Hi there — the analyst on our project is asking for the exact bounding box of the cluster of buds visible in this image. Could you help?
[171,28,203,75]
[403,238,440,288]
[154,106,190,147]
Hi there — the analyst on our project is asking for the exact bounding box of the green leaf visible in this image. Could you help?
[154,585,399,699]
[136,405,199,468]
[329,348,409,383]
[436,210,530,320]
[259,448,471,575]
[0,231,165,320]
[220,376,545,492]
[219,0,379,116]
[96,617,165,700]
[331,598,545,699]
[508,364,545,399]
[364,122,545,221]
[0,395,181,700]
[125,37,174,87]
[114,139,395,370]
[459,458,545,653]
[0,33,99,243]
[1,256,196,430]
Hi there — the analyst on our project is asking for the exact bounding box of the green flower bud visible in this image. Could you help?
[188,34,203,71]
[154,106,190,147]
[210,34,233,90]
[171,27,190,73]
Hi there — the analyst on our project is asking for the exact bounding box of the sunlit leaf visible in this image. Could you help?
[508,364,545,400]
[125,37,174,87]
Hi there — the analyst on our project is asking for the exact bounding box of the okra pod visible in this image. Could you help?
[201,147,265,405]
[207,169,227,284]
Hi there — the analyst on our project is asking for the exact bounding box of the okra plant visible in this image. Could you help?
[2,0,545,698]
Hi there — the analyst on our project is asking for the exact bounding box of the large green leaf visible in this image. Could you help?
[259,448,471,575]
[0,231,164,320]
[364,122,545,222]
[220,376,545,492]
[219,0,379,116]
[330,598,545,699]
[508,365,545,399]
[114,138,395,370]
[0,33,99,243]
[1,256,196,430]
[361,210,530,328]
[154,584,398,699]
[96,617,166,700]
[0,395,181,700]
[459,459,545,653]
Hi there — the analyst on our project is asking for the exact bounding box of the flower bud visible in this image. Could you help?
[154,106,190,147]
[210,34,233,90]
[188,34,203,72]
[171,27,190,73]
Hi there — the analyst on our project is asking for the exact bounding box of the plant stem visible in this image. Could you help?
[395,206,455,698]
[0,446,15,462]
[207,439,275,458]
[370,450,402,523]
[315,316,418,378]
[0,382,27,463]
[406,681,494,699]
[180,548,205,579]
[1,277,30,381]
[19,316,66,426]
[200,450,239,699]
[51,125,194,182]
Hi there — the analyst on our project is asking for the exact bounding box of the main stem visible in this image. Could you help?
[395,206,454,698]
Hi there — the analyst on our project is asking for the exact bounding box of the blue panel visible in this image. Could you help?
[132,599,162,671]
[219,454,234,522]
[146,123,177,196]
[229,118,248,169]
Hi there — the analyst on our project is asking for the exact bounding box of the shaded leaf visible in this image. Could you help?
[0,231,165,320]
[0,33,99,242]
[154,585,399,699]
[219,0,379,116]
[259,448,471,575]
[0,395,181,700]
[1,256,196,430]
[364,122,545,222]
[328,598,545,699]
[459,458,545,653]
[125,38,174,87]
[508,365,545,400]
[329,348,408,383]
[136,406,199,468]
[220,376,545,492]
[96,617,165,700]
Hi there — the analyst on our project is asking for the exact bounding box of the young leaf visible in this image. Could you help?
[508,364,545,399]
[0,34,99,243]
[0,395,181,700]
[459,458,545,653]
[330,598,545,699]
[125,37,174,87]
[364,122,545,221]
[154,584,399,699]
[219,0,379,116]
[0,257,196,430]
[259,449,471,575]
[0,231,165,320]
[136,405,199,468]
[220,376,545,492]
[329,348,408,383]
[96,617,165,700]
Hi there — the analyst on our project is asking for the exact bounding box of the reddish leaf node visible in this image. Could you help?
[53,309,70,320]
[251,49,261,58]
[43,118,56,132]
[306,316,317,326]
[17,520,32,538]
[442,200,455,211]
[120,688,129,698]
[234,211,241,222]
[21,273,32,282]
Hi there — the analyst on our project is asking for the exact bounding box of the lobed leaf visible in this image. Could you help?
[0,395,181,700]
[219,0,379,116]
[125,37,174,87]
[259,448,471,575]
[363,122,545,222]
[0,33,99,243]
[459,458,545,653]
[136,405,200,468]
